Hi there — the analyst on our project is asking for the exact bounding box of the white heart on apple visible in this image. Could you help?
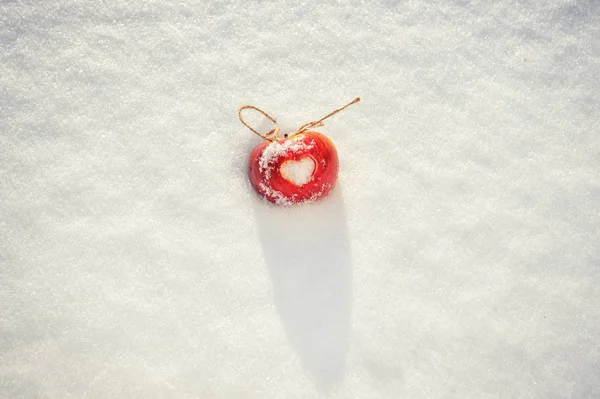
[280,157,316,186]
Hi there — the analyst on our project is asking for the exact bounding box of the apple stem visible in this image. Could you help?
[238,97,361,141]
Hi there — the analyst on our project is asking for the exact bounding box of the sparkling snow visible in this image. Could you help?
[259,139,315,181]
[1,1,599,398]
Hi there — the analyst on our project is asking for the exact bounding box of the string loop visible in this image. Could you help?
[238,105,281,141]
[239,97,360,141]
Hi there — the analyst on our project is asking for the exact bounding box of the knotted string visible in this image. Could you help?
[239,97,361,141]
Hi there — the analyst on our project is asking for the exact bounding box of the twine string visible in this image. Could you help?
[239,97,360,141]
[293,97,361,136]
[238,105,281,141]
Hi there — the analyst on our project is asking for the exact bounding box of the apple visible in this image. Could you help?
[248,131,339,205]
[241,97,359,205]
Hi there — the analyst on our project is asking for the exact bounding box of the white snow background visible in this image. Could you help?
[1,0,599,398]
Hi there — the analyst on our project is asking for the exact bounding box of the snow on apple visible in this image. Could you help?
[249,132,339,205]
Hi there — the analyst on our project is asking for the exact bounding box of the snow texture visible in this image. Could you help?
[259,138,315,181]
[258,182,292,206]
[1,0,599,398]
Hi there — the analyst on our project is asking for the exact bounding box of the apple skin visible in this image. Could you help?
[248,131,339,205]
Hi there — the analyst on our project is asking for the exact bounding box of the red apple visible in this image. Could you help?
[248,131,339,205]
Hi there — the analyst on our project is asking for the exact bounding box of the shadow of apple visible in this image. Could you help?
[254,187,353,390]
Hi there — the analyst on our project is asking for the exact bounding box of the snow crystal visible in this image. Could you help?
[259,182,294,206]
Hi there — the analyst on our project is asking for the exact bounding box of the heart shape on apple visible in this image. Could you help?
[248,131,339,205]
[280,157,316,186]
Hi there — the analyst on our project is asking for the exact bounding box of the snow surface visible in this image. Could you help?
[1,0,599,398]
